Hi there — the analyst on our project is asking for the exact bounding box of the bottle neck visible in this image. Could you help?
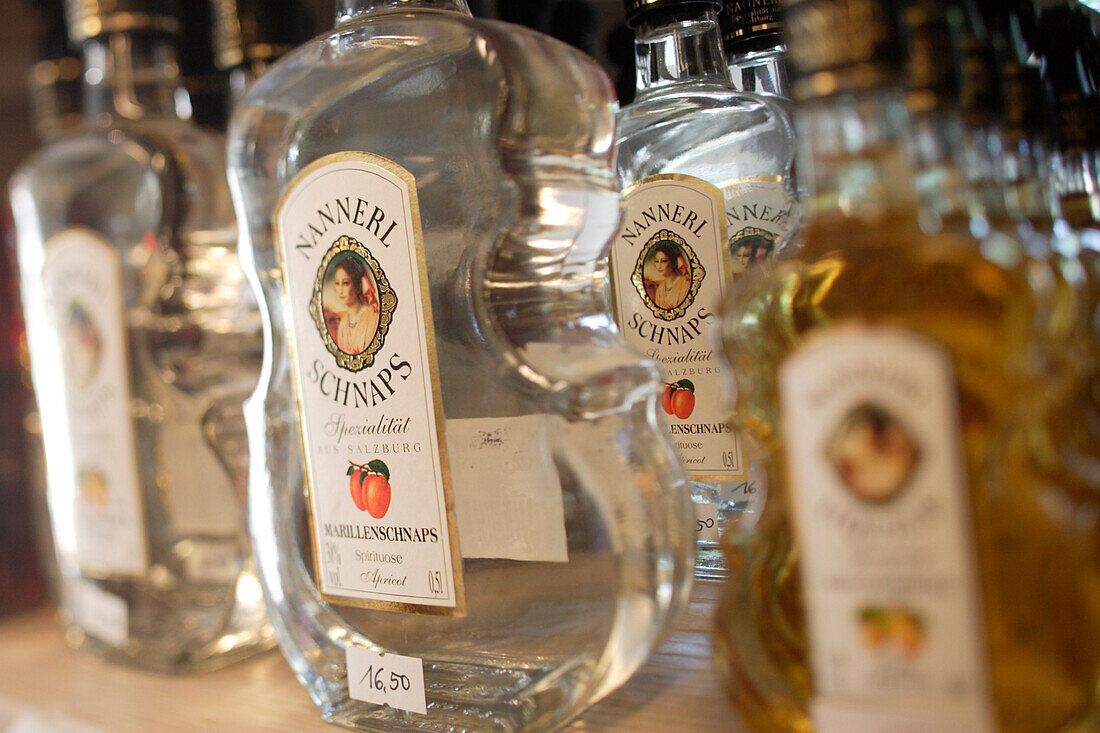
[797,89,917,225]
[727,46,789,98]
[632,6,731,96]
[82,32,187,124]
[999,134,1056,226]
[30,57,84,142]
[907,107,968,227]
[336,0,471,25]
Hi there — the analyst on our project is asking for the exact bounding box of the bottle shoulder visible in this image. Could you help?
[230,11,617,188]
[11,119,233,247]
[616,85,794,189]
[728,216,1038,355]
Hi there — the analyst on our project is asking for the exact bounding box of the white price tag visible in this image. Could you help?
[75,580,128,646]
[347,646,427,715]
[694,500,720,543]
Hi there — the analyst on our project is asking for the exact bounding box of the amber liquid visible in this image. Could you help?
[716,210,1100,731]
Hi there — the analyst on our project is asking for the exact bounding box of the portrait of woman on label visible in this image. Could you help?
[323,252,381,356]
[729,227,776,278]
[62,302,101,391]
[311,236,396,372]
[826,404,919,503]
[632,229,704,321]
[644,241,691,310]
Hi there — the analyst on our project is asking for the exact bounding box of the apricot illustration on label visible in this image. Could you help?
[661,379,696,420]
[79,467,109,507]
[347,459,392,518]
[857,604,926,658]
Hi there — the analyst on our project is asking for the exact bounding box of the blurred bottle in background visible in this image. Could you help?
[9,0,271,670]
[611,0,796,577]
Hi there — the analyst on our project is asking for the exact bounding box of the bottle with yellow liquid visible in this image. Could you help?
[715,0,1100,729]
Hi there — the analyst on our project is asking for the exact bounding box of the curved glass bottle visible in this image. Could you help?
[715,0,1100,729]
[226,1,693,729]
[1040,3,1100,484]
[9,2,271,671]
[612,0,796,576]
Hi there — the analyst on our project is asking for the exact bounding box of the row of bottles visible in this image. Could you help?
[3,0,1099,732]
[716,0,1100,731]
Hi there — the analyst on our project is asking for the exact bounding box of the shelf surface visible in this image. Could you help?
[0,579,737,732]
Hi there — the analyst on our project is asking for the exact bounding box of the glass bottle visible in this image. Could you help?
[611,0,796,575]
[715,0,1100,729]
[9,0,271,671]
[226,0,694,729]
[1041,3,1100,405]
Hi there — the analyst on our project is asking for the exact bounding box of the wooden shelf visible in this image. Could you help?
[0,580,737,732]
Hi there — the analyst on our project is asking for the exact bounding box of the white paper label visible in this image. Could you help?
[74,579,128,646]
[42,229,148,575]
[609,175,745,481]
[448,416,568,563]
[720,175,799,273]
[347,646,427,715]
[275,152,461,613]
[780,327,995,732]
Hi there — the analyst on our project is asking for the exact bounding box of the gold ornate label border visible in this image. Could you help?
[308,234,398,372]
[629,228,706,322]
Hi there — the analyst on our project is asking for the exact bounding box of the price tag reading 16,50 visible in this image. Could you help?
[347,646,427,715]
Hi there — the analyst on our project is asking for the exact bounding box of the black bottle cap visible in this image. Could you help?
[623,0,723,28]
[782,0,901,101]
[65,0,182,43]
[719,0,783,56]
[211,0,312,70]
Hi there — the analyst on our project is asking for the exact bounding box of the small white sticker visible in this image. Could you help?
[694,499,720,543]
[182,540,241,584]
[448,415,567,563]
[74,580,128,646]
[347,646,427,715]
